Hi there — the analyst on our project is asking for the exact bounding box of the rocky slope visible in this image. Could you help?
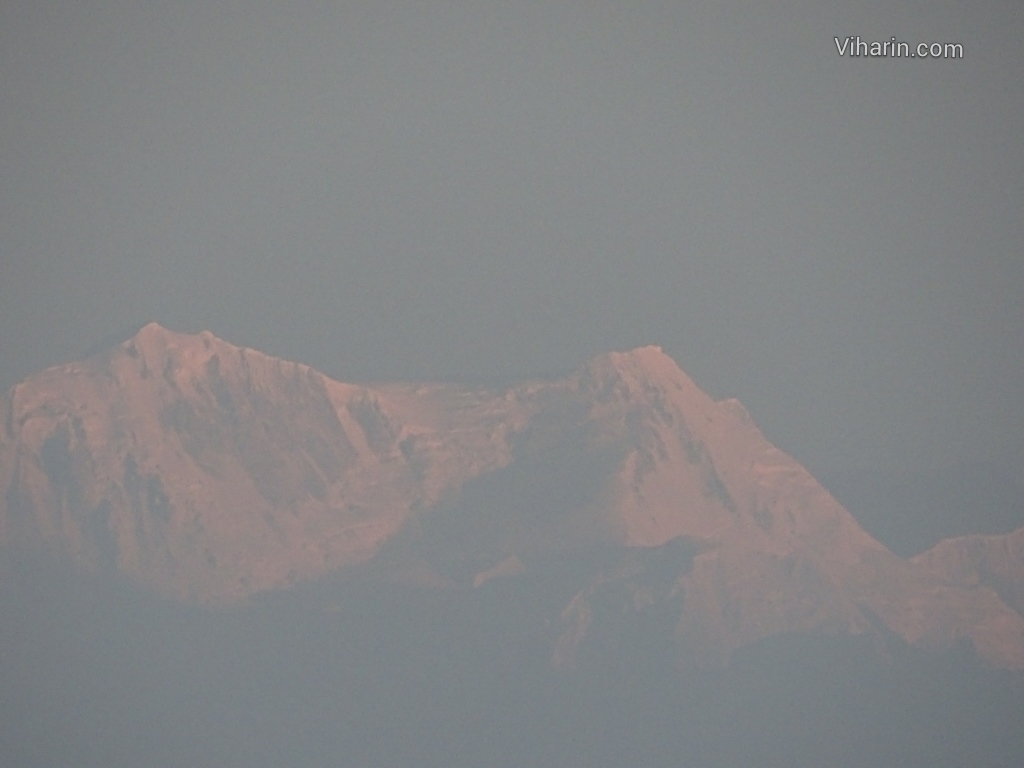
[2,323,1023,668]
[912,527,1024,617]
[0,323,525,600]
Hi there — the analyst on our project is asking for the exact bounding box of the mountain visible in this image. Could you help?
[2,323,1024,669]
[913,527,1024,617]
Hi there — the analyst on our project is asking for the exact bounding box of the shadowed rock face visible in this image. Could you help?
[2,324,1024,668]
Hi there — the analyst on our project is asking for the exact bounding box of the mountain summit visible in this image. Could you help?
[2,325,1024,668]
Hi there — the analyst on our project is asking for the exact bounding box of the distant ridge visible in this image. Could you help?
[2,325,1024,668]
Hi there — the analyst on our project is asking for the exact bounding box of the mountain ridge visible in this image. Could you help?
[2,323,1023,668]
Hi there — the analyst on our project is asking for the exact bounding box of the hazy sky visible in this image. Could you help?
[2,0,1022,491]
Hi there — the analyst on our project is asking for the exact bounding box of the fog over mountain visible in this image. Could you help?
[1,329,1023,766]
[2,2,1021,766]
[4,325,1024,664]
